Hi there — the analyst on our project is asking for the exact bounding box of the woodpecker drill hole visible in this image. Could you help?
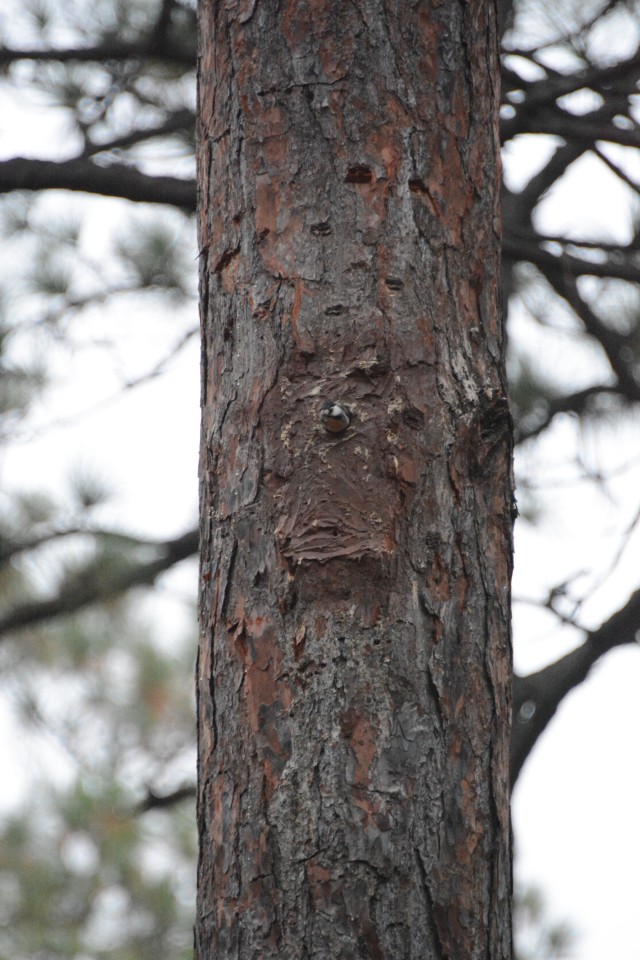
[408,178,428,194]
[345,165,373,184]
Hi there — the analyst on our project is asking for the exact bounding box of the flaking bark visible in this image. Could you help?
[196,2,513,957]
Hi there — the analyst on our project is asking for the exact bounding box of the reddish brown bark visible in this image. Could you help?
[196,2,512,958]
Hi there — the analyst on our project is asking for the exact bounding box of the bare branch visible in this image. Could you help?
[502,103,640,147]
[502,142,587,224]
[0,524,192,567]
[150,0,179,47]
[84,109,194,159]
[136,783,196,812]
[511,586,640,786]
[0,526,85,566]
[0,38,194,68]
[594,144,640,197]
[0,528,198,638]
[538,257,640,400]
[515,384,621,443]
[503,47,640,113]
[0,157,196,210]
[503,232,640,288]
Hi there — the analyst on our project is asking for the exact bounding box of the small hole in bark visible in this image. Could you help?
[385,277,403,290]
[214,247,239,274]
[408,177,428,194]
[373,637,381,645]
[351,368,372,383]
[402,406,424,429]
[310,221,332,236]
[345,164,373,184]
[325,304,345,316]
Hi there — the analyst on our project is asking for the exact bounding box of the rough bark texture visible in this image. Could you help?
[196,2,512,958]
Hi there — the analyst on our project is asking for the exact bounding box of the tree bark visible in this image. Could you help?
[196,2,513,958]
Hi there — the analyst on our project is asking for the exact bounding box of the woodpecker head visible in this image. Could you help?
[319,400,352,434]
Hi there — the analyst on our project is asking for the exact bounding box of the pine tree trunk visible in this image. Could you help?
[196,2,513,958]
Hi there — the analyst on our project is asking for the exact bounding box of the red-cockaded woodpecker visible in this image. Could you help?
[319,400,352,433]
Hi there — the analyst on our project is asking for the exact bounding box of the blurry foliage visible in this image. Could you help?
[515,885,575,960]
[0,606,196,960]
[68,467,112,510]
[113,216,194,296]
[0,5,199,953]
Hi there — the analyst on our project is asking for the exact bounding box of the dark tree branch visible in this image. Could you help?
[503,47,640,113]
[0,528,198,638]
[0,525,192,568]
[84,108,195,158]
[0,526,84,566]
[503,109,640,148]
[504,0,625,61]
[511,586,640,786]
[497,0,515,39]
[150,0,178,46]
[539,259,640,401]
[0,39,195,67]
[594,144,640,197]
[502,142,587,225]
[0,157,196,210]
[515,384,621,444]
[136,783,196,812]
[533,234,640,254]
[503,233,640,285]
